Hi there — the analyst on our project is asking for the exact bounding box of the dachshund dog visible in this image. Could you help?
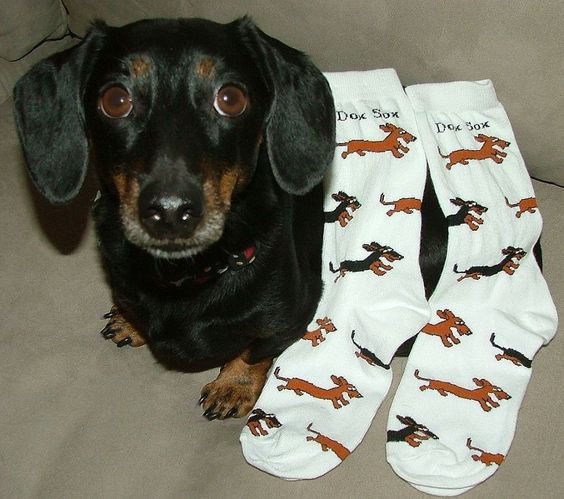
[12,17,541,421]
[13,17,336,420]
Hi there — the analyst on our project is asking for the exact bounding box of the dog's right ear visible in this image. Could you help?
[13,27,105,204]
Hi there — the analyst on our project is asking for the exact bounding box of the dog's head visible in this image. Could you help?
[13,17,335,258]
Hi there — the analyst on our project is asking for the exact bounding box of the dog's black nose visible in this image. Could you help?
[138,183,203,240]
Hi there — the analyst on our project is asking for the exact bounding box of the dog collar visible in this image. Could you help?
[158,243,258,288]
[191,243,258,285]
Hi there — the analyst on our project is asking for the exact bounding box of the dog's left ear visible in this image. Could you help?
[236,18,335,195]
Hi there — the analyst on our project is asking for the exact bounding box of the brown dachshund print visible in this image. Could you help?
[414,370,511,412]
[306,423,351,461]
[274,367,363,409]
[438,134,510,170]
[246,408,282,436]
[302,317,337,347]
[420,309,472,347]
[505,196,538,218]
[467,438,505,466]
[380,193,422,216]
[337,123,417,159]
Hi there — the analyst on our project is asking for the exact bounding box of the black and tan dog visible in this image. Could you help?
[14,17,336,420]
[12,16,542,420]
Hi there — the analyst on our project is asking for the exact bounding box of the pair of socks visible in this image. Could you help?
[239,71,558,495]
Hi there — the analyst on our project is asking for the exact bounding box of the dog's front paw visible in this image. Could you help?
[199,379,260,420]
[100,307,146,348]
[199,355,272,420]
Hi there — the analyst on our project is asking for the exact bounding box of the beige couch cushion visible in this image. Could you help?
[0,0,70,104]
[0,0,67,61]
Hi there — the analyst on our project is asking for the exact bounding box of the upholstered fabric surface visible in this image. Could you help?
[0,0,72,103]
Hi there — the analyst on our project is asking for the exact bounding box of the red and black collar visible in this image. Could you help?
[155,242,258,288]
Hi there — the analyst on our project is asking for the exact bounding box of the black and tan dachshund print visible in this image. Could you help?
[351,330,390,369]
[490,333,532,368]
[446,198,488,231]
[387,415,439,448]
[329,242,403,282]
[324,191,362,227]
[337,123,417,159]
[454,246,526,281]
[246,409,282,436]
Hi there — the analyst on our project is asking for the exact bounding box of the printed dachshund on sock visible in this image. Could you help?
[387,415,439,448]
[439,134,510,170]
[454,246,526,281]
[414,370,511,412]
[329,242,403,282]
[338,123,417,159]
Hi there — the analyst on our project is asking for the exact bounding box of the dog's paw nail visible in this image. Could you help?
[102,310,117,320]
[226,408,238,419]
[101,325,116,339]
[203,409,218,421]
[198,394,208,406]
[117,337,132,348]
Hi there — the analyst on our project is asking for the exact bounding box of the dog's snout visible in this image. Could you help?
[138,183,203,240]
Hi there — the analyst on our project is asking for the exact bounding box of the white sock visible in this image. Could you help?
[240,69,430,479]
[386,80,558,495]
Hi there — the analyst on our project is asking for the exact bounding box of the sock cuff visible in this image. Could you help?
[324,68,405,101]
[405,80,499,112]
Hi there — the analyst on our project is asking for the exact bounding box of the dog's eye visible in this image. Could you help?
[98,85,133,119]
[214,85,248,117]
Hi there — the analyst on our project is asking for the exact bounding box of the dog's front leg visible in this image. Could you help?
[100,305,146,348]
[199,351,272,420]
